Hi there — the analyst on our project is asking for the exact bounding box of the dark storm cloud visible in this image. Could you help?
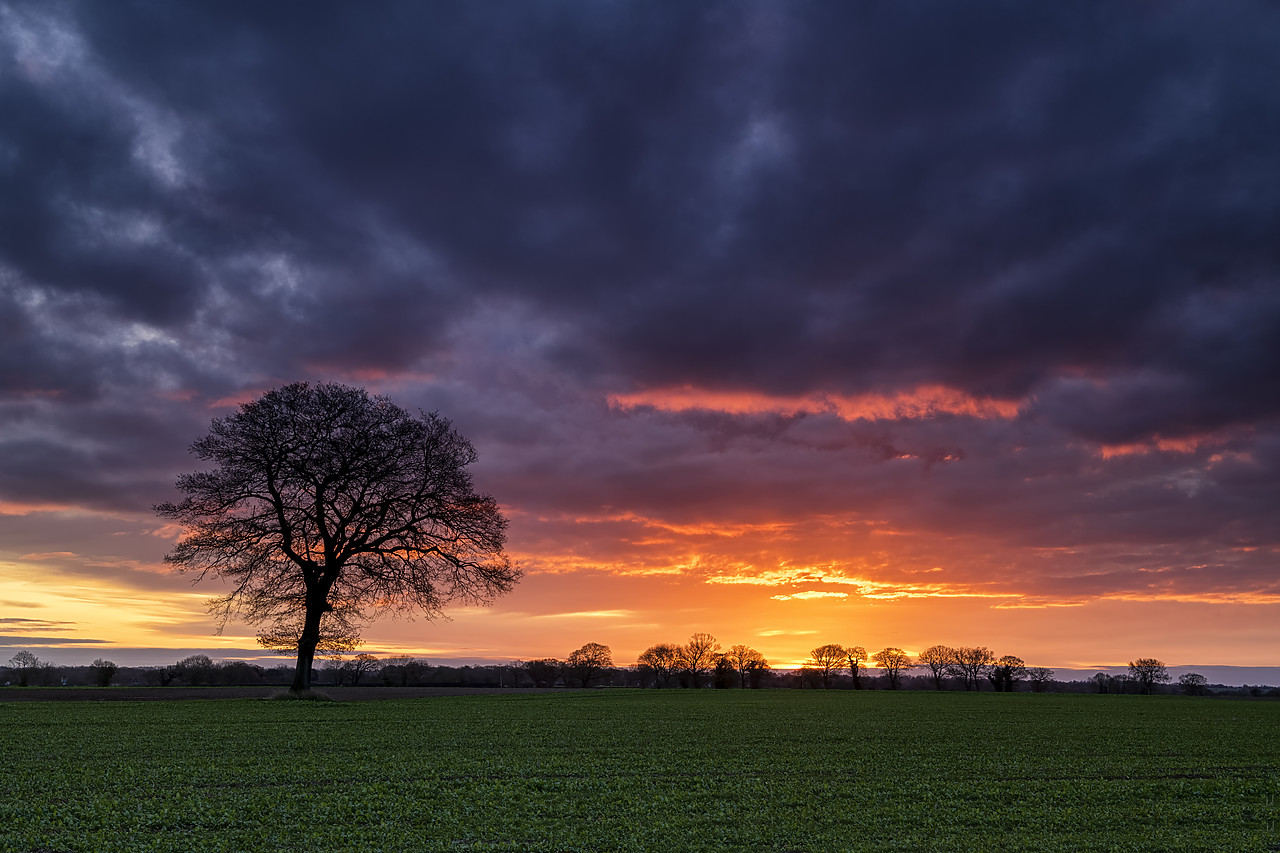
[3,1,1278,432]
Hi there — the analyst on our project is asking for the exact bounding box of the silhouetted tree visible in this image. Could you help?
[1178,672,1208,696]
[1026,667,1055,693]
[987,655,1026,692]
[1129,658,1170,694]
[722,644,768,689]
[1091,672,1114,694]
[174,654,217,686]
[872,647,912,689]
[679,632,721,688]
[745,656,772,689]
[380,656,430,686]
[844,645,868,689]
[156,382,519,694]
[950,646,995,691]
[90,658,118,687]
[340,653,381,686]
[8,651,39,687]
[808,644,846,689]
[567,642,613,687]
[522,658,561,688]
[637,644,681,688]
[712,655,737,688]
[218,661,266,685]
[917,645,955,690]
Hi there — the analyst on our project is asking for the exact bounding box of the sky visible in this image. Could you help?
[1,1,1279,676]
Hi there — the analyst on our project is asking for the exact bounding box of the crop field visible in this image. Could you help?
[1,690,1276,852]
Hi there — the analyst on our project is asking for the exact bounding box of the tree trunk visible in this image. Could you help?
[290,597,327,694]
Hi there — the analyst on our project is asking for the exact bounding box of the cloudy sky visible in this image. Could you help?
[2,1,1278,672]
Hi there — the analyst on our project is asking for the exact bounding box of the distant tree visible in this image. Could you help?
[8,651,39,687]
[378,656,430,687]
[175,654,217,686]
[1090,672,1113,694]
[345,653,381,686]
[218,661,266,686]
[679,633,721,688]
[637,644,681,688]
[1178,672,1209,696]
[950,646,995,691]
[745,655,772,689]
[719,644,768,689]
[808,644,847,689]
[711,655,736,689]
[567,642,613,687]
[319,659,347,685]
[917,645,956,690]
[872,647,912,690]
[158,664,179,687]
[1128,659,1170,694]
[987,655,1026,693]
[90,658,118,687]
[1026,667,1055,693]
[404,658,432,686]
[522,658,562,688]
[844,646,868,690]
[155,382,519,695]
[1113,672,1133,694]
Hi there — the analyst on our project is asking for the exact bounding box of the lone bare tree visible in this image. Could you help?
[155,382,519,695]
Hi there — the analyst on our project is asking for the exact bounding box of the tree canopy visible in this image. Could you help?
[156,382,519,693]
[808,644,846,689]
[872,647,912,689]
[1128,658,1171,694]
[567,642,613,687]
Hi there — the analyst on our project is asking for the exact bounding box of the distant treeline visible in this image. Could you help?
[5,642,1277,697]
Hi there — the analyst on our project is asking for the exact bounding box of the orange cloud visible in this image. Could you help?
[770,590,848,601]
[704,564,1017,602]
[1096,434,1211,459]
[609,383,1023,421]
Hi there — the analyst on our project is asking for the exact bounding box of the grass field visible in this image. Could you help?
[1,690,1276,852]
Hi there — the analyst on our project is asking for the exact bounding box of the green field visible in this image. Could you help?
[1,690,1276,852]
